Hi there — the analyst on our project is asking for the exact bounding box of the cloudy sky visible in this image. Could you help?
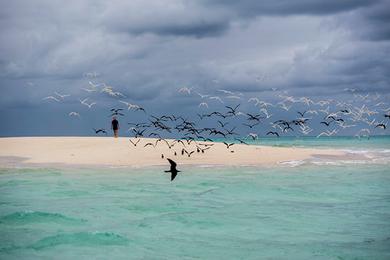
[0,0,389,136]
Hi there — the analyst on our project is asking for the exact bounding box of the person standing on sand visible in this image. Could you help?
[111,117,119,138]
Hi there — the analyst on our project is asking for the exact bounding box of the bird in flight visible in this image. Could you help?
[266,131,280,137]
[243,122,260,129]
[225,104,241,116]
[196,92,209,99]
[184,150,195,157]
[218,89,236,95]
[178,87,192,95]
[119,101,146,113]
[165,158,181,181]
[110,108,124,116]
[93,128,107,134]
[320,121,331,127]
[223,142,234,149]
[218,121,229,128]
[54,92,70,99]
[129,139,140,147]
[198,102,209,108]
[297,111,307,117]
[235,138,249,145]
[375,123,386,129]
[82,81,99,92]
[209,96,224,103]
[317,129,338,138]
[68,112,80,117]
[247,133,258,140]
[43,96,61,102]
[84,101,96,109]
[119,101,138,110]
[144,142,156,148]
[79,98,96,109]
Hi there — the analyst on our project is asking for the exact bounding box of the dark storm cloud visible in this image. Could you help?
[98,1,232,38]
[99,0,381,38]
[136,21,229,38]
[0,0,389,136]
[335,0,390,41]
[202,0,379,16]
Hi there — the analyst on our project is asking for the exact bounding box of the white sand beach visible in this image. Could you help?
[0,137,344,167]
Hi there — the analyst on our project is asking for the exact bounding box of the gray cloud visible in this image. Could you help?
[140,21,229,38]
[0,0,389,136]
[334,0,390,41]
[98,1,231,38]
[202,0,379,16]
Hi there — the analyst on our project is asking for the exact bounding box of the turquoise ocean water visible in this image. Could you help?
[221,135,390,149]
[1,136,390,259]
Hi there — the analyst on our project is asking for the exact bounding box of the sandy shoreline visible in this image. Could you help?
[0,137,346,168]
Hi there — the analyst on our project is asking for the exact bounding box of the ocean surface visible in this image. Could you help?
[222,135,390,149]
[1,136,389,259]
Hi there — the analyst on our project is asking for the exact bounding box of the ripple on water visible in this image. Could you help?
[30,232,129,250]
[0,211,87,225]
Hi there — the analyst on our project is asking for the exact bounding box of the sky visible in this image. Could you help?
[0,0,389,137]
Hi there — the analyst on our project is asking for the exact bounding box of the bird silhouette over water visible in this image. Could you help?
[165,158,180,181]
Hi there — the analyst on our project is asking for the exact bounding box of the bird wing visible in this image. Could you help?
[171,171,177,181]
[167,158,177,168]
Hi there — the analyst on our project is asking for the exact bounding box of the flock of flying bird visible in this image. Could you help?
[42,78,389,181]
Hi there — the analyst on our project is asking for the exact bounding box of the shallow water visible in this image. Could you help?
[1,164,390,259]
[219,135,390,149]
